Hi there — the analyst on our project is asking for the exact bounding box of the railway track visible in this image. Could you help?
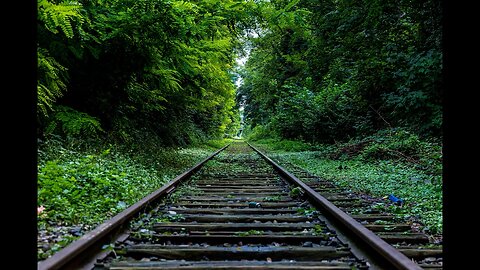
[249,145,443,270]
[38,141,442,270]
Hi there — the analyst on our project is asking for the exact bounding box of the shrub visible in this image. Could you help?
[254,139,312,152]
[246,125,278,141]
[359,128,424,162]
[204,138,232,149]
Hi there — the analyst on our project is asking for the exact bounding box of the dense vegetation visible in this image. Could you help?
[250,128,442,235]
[37,0,442,260]
[236,0,443,236]
[38,0,258,144]
[37,0,260,260]
[238,0,442,142]
[37,0,442,150]
[37,135,229,259]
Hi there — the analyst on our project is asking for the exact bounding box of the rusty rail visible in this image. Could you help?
[248,142,423,270]
[38,144,229,270]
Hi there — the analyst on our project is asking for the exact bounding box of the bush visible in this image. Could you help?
[359,128,427,162]
[246,124,278,141]
[204,138,233,149]
[252,138,313,152]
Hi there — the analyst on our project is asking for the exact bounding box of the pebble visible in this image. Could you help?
[302,241,313,247]
[69,226,82,236]
[42,244,50,251]
[424,257,437,263]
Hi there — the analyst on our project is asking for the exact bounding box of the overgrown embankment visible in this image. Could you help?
[37,135,230,260]
[248,128,442,237]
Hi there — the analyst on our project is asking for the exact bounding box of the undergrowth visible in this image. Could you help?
[37,135,226,260]
[250,128,443,235]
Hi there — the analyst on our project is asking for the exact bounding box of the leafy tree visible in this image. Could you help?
[240,0,442,142]
[38,0,257,144]
[37,0,86,117]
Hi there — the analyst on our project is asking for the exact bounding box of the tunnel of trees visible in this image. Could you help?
[36,1,443,260]
[37,0,442,145]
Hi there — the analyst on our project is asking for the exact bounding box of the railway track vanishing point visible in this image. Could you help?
[38,141,442,270]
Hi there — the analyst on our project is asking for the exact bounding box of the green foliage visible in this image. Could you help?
[360,129,421,160]
[239,0,442,142]
[37,0,255,144]
[297,207,318,218]
[301,156,441,233]
[38,0,85,39]
[313,224,324,234]
[38,156,124,224]
[203,138,233,149]
[263,195,282,202]
[37,135,215,259]
[246,125,278,141]
[289,186,302,197]
[224,109,242,138]
[125,80,168,113]
[37,143,168,226]
[332,128,442,177]
[36,0,95,120]
[249,138,312,152]
[270,81,361,142]
[46,106,104,138]
[253,134,442,234]
[382,49,443,135]
[37,49,68,116]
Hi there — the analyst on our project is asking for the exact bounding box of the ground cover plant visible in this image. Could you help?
[249,128,442,237]
[37,135,229,260]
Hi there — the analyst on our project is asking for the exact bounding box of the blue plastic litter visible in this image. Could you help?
[387,194,404,206]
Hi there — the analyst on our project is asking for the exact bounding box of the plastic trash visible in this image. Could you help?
[385,194,404,206]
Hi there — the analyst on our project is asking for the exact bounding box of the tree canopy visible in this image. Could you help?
[37,0,442,145]
[238,0,442,143]
[38,0,260,145]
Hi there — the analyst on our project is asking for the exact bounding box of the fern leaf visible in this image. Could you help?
[58,15,74,38]
[47,106,104,137]
[38,0,84,38]
[37,48,68,116]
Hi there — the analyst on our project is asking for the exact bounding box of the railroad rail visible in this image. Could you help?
[38,141,442,270]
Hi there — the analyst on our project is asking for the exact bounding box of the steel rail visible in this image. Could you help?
[248,142,423,270]
[38,144,230,270]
